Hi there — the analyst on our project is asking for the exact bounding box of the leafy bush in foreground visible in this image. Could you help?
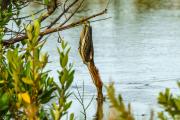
[158,82,180,120]
[106,83,134,120]
[106,82,180,120]
[0,19,74,120]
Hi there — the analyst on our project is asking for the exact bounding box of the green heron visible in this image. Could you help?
[78,21,94,65]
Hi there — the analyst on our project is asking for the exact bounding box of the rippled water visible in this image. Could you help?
[20,0,180,119]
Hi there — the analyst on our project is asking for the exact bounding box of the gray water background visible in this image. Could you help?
[19,0,180,119]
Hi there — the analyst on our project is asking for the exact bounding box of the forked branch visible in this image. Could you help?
[2,9,107,46]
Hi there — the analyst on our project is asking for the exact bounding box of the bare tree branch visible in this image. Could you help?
[40,0,60,22]
[2,9,107,46]
[59,0,85,27]
[11,8,46,20]
[47,0,79,29]
[37,0,80,41]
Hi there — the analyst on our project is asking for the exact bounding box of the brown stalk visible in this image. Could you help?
[87,61,103,100]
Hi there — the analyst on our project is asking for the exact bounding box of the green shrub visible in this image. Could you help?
[158,82,180,120]
[50,40,75,120]
[106,83,134,120]
[0,19,74,120]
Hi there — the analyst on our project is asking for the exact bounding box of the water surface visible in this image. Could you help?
[22,0,180,119]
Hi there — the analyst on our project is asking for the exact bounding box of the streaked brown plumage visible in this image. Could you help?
[78,22,94,65]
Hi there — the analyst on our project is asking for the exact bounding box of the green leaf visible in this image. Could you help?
[174,99,180,110]
[44,0,49,5]
[158,112,168,120]
[64,101,72,111]
[24,61,31,75]
[165,88,170,97]
[33,19,40,37]
[26,24,33,40]
[39,87,56,104]
[60,53,64,67]
[62,54,68,68]
[60,69,68,85]
[57,47,61,55]
[50,109,56,120]
[65,70,74,89]
[52,102,59,110]
[158,92,167,104]
[40,96,55,104]
[22,77,33,85]
[66,48,70,55]
[47,77,54,85]
[61,40,65,49]
[0,92,9,111]
[70,113,74,120]
[0,80,5,84]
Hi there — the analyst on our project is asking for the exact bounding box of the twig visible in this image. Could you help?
[40,2,63,22]
[74,82,94,120]
[4,27,25,35]
[90,16,112,23]
[37,0,79,41]
[57,32,63,43]
[12,2,30,13]
[105,0,111,9]
[11,8,46,20]
[59,0,85,27]
[47,0,79,29]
